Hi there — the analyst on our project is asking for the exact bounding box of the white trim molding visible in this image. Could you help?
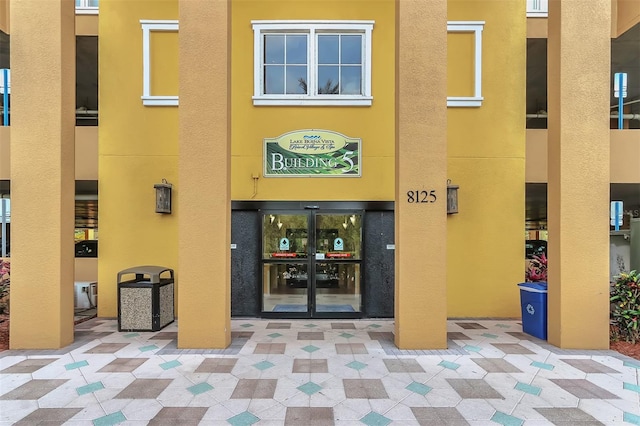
[252,20,374,106]
[447,21,485,108]
[140,20,179,106]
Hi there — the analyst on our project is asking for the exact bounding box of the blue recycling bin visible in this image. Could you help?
[517,282,548,340]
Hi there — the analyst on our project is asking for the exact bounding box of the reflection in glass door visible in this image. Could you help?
[261,211,362,317]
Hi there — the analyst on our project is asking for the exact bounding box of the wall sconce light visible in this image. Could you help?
[343,217,348,229]
[447,179,459,214]
[154,179,172,214]
[350,214,357,226]
[277,219,283,230]
[269,214,275,224]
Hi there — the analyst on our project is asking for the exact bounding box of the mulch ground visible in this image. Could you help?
[0,314,639,359]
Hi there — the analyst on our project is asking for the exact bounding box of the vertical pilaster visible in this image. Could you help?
[395,0,448,348]
[547,0,610,348]
[178,0,230,348]
[9,0,75,348]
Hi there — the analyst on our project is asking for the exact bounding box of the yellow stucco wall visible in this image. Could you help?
[446,0,526,317]
[98,0,178,318]
[231,0,396,201]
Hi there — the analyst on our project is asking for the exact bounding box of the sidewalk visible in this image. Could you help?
[1,318,639,425]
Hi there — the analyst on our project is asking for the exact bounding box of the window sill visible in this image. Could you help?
[142,96,178,107]
[253,96,373,106]
[76,8,99,15]
[447,97,484,107]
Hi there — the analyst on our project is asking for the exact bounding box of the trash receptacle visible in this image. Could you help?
[517,282,547,340]
[117,265,174,332]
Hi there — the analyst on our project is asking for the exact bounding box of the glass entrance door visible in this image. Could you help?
[261,211,362,318]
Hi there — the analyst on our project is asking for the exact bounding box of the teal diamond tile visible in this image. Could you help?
[227,411,259,426]
[624,412,640,425]
[482,333,498,338]
[406,381,432,396]
[298,381,322,395]
[515,382,541,396]
[340,332,354,338]
[77,381,104,396]
[347,361,367,370]
[160,360,181,370]
[268,333,282,338]
[491,411,523,426]
[439,360,460,370]
[65,360,89,370]
[302,345,320,353]
[531,361,554,370]
[139,345,158,352]
[93,411,126,426]
[495,324,511,328]
[368,324,382,328]
[123,333,139,338]
[304,324,318,328]
[624,360,640,369]
[240,323,254,328]
[253,361,274,371]
[361,411,391,426]
[188,382,214,395]
[624,382,640,393]
[464,345,482,352]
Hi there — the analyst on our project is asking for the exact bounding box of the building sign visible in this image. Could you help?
[264,129,361,177]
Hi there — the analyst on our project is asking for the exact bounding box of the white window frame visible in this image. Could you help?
[252,20,374,106]
[447,21,485,108]
[75,0,99,15]
[140,20,179,106]
[526,0,548,18]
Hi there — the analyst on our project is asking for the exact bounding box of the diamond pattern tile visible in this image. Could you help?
[383,359,425,373]
[472,358,522,373]
[293,359,328,373]
[343,379,389,398]
[0,379,68,400]
[149,407,208,426]
[231,379,277,399]
[195,357,237,373]
[491,343,535,354]
[335,343,368,354]
[560,358,620,374]
[254,343,286,354]
[410,407,469,426]
[14,408,82,425]
[284,407,334,425]
[0,358,56,374]
[114,378,172,399]
[535,408,604,425]
[446,379,503,399]
[97,357,147,372]
[549,379,620,399]
[456,322,487,330]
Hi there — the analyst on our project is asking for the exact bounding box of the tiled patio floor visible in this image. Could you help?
[1,318,639,425]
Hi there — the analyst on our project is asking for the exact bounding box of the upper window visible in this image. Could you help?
[252,21,374,106]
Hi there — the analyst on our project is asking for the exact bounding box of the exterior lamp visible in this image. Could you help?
[447,179,459,214]
[154,179,172,214]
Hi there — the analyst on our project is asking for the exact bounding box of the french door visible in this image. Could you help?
[261,210,363,318]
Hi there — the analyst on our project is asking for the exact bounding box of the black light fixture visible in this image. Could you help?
[154,179,172,214]
[447,179,459,214]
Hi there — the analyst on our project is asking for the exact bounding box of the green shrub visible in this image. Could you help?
[610,270,640,343]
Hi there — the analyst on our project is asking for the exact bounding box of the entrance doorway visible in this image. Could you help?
[261,210,363,318]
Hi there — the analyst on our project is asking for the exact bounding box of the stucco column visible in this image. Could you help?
[395,0,448,349]
[9,0,75,349]
[177,0,230,348]
[547,0,610,348]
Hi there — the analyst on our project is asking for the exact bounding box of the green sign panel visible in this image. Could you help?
[264,129,361,177]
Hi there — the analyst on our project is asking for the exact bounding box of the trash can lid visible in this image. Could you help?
[517,282,547,292]
[117,265,174,284]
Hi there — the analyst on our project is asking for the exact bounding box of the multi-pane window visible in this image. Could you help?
[253,21,373,106]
